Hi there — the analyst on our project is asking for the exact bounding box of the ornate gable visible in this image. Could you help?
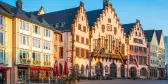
[72,2,90,33]
[151,31,158,47]
[128,20,147,47]
[90,3,126,42]
[159,32,165,49]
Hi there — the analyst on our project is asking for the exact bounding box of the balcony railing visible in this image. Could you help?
[44,61,51,66]
[33,60,41,65]
[20,58,31,64]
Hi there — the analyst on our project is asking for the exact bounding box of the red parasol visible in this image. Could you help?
[63,61,69,76]
[57,62,60,76]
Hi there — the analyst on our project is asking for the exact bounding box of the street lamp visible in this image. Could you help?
[89,52,94,80]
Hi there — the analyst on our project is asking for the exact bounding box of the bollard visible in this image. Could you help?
[49,78,50,84]
[42,78,43,83]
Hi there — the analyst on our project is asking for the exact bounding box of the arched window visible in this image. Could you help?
[129,67,137,78]
[135,32,137,36]
[140,68,147,76]
[139,32,141,37]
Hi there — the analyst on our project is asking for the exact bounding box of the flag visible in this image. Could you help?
[133,56,139,68]
[98,48,103,54]
[90,52,94,57]
[117,52,126,65]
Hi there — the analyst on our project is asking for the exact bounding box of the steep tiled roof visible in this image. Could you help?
[0,1,51,29]
[155,30,162,44]
[122,23,136,37]
[41,7,79,32]
[144,30,155,42]
[86,9,103,28]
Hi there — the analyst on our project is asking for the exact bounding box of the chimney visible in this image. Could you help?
[16,0,22,9]
[103,0,109,9]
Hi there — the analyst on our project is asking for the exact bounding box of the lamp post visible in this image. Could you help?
[89,52,93,80]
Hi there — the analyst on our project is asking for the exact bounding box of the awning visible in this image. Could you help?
[30,66,51,70]
[0,66,10,70]
[63,62,68,76]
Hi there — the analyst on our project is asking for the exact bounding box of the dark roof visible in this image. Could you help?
[41,7,79,32]
[86,9,103,28]
[144,30,155,42]
[155,30,162,44]
[0,5,12,17]
[0,1,51,28]
[122,23,136,37]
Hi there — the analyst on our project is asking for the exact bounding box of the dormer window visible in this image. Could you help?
[55,23,59,28]
[61,22,65,27]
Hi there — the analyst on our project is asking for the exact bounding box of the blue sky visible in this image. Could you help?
[1,0,168,35]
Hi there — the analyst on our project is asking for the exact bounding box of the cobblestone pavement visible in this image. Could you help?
[73,79,168,84]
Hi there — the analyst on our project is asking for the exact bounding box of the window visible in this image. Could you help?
[20,34,29,46]
[32,25,40,34]
[108,18,111,23]
[0,32,4,45]
[86,39,89,45]
[20,50,29,60]
[139,32,141,37]
[101,36,105,48]
[44,54,50,62]
[44,29,50,38]
[43,41,50,50]
[0,16,4,29]
[81,48,84,58]
[93,39,98,50]
[61,22,65,27]
[144,48,147,53]
[135,32,137,36]
[108,35,112,52]
[122,44,124,54]
[55,23,59,28]
[144,57,147,65]
[32,38,40,48]
[78,24,81,30]
[59,35,63,42]
[76,47,79,57]
[54,45,57,52]
[102,25,105,33]
[81,37,84,44]
[114,27,117,35]
[130,55,134,64]
[59,47,63,58]
[32,52,40,61]
[115,39,118,53]
[54,34,57,40]
[86,50,89,58]
[20,20,29,31]
[76,35,79,42]
[83,26,86,32]
[0,50,5,64]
